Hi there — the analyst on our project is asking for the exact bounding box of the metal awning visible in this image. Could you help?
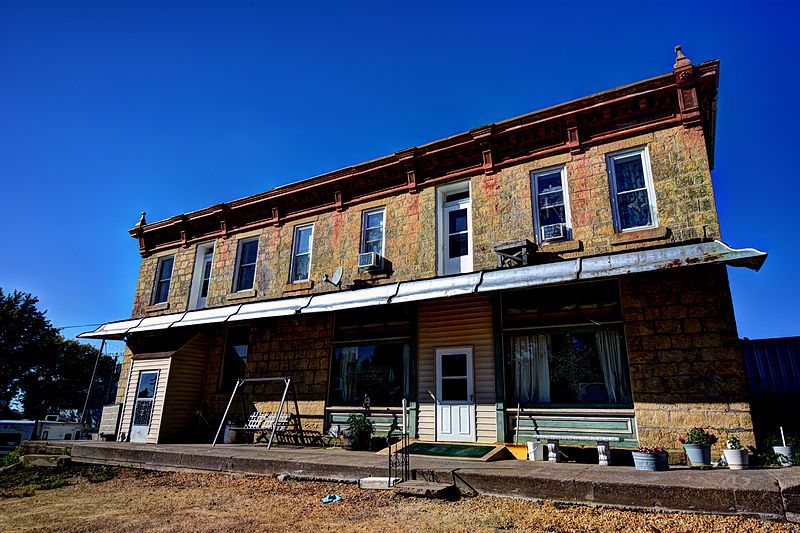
[172,305,242,328]
[227,296,312,322]
[125,312,186,334]
[302,283,399,314]
[79,240,766,339]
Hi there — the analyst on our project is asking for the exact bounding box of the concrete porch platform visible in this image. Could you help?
[70,442,800,523]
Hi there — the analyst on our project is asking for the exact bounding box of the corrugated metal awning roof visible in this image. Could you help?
[79,240,766,340]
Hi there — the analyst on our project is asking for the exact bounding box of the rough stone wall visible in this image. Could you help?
[620,264,754,460]
[131,124,719,318]
[201,315,333,434]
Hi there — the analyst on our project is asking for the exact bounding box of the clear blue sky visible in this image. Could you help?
[1,1,798,353]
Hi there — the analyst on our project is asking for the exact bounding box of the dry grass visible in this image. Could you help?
[0,467,796,532]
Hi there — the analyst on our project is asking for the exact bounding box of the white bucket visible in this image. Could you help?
[527,440,544,461]
[223,422,239,444]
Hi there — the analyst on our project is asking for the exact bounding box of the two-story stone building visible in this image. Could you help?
[82,47,766,460]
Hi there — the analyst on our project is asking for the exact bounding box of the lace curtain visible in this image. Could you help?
[595,329,630,403]
[511,335,551,403]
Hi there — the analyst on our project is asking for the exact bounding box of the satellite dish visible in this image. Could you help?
[322,266,344,288]
[331,267,343,286]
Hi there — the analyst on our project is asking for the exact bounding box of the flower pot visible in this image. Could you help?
[723,448,749,470]
[773,446,793,467]
[683,443,711,466]
[632,451,669,471]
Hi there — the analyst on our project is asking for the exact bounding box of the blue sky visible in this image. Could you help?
[1,1,798,353]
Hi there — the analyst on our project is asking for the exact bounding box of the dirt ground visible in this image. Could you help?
[0,465,797,533]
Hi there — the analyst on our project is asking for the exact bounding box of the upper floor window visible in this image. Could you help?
[437,181,472,275]
[361,207,385,256]
[607,147,658,232]
[233,238,258,292]
[290,223,314,282]
[189,242,214,310]
[531,166,571,242]
[152,255,174,305]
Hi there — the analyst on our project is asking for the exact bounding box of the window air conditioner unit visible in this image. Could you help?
[358,252,383,272]
[541,223,566,242]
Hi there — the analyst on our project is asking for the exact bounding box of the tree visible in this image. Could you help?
[0,288,117,423]
[19,339,118,422]
[0,289,60,417]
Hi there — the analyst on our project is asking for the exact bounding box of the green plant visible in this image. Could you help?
[346,414,373,444]
[726,436,742,450]
[678,428,718,446]
[0,452,20,467]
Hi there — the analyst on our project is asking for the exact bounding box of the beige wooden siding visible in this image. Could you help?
[119,358,172,444]
[160,333,210,442]
[417,294,497,443]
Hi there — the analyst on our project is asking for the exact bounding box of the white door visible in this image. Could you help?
[435,347,475,442]
[442,198,472,275]
[130,371,159,443]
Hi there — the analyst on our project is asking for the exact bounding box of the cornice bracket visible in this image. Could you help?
[396,147,419,194]
[470,125,495,175]
[673,45,702,128]
[271,206,282,227]
[566,117,582,155]
[334,190,344,212]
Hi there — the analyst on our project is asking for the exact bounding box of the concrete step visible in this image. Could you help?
[394,480,457,499]
[359,476,400,490]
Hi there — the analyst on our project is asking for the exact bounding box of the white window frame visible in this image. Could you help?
[360,207,386,257]
[290,223,314,283]
[607,146,658,232]
[151,254,175,305]
[436,180,473,276]
[188,241,215,310]
[232,237,259,293]
[530,165,572,243]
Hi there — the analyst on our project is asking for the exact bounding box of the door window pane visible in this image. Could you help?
[133,400,153,426]
[441,378,468,401]
[449,209,467,233]
[136,372,158,399]
[441,352,467,377]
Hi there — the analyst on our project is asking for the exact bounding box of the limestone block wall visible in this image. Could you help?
[620,264,754,460]
[201,315,333,434]
[131,124,721,321]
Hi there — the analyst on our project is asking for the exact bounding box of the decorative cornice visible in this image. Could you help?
[130,55,720,256]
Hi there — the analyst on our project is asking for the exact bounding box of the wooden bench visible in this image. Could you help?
[232,411,291,444]
[530,434,624,466]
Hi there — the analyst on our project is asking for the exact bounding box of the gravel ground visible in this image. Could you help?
[0,466,797,532]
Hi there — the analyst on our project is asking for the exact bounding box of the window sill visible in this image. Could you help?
[145,302,170,313]
[284,280,314,293]
[538,239,582,254]
[226,289,257,301]
[610,226,670,245]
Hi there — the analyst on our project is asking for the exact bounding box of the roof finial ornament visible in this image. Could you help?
[674,45,691,69]
[135,211,147,228]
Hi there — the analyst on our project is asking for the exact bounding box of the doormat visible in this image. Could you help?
[400,442,496,459]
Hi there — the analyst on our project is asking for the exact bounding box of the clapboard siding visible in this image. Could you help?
[417,295,497,443]
[160,333,211,442]
[119,358,171,444]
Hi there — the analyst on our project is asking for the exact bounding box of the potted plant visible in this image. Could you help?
[679,427,717,466]
[723,436,749,470]
[632,445,669,471]
[343,414,373,451]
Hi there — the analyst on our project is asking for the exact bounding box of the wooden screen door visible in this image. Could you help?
[130,370,159,443]
[435,347,476,442]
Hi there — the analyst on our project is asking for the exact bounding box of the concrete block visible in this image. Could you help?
[359,477,400,490]
[394,480,457,499]
[21,454,70,468]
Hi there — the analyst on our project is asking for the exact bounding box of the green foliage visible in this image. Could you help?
[0,452,20,467]
[0,289,60,417]
[0,288,118,421]
[346,413,373,443]
[726,436,742,450]
[678,427,718,446]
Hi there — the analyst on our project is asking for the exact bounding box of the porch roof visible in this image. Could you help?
[79,240,766,340]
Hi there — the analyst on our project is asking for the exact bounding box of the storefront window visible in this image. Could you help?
[329,343,409,407]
